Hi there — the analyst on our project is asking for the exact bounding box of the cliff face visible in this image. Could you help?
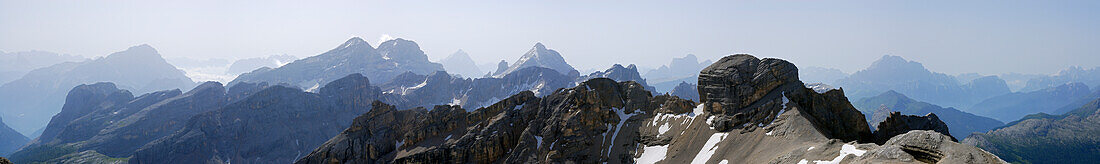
[130,74,385,164]
[9,82,225,163]
[296,54,1006,164]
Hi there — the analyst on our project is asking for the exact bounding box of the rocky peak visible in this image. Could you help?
[376,38,430,63]
[494,42,578,77]
[698,54,871,141]
[698,54,801,113]
[494,60,509,74]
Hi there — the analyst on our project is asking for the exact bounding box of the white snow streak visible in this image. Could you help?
[812,144,866,164]
[690,132,728,164]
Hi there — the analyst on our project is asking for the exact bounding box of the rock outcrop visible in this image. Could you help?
[580,64,657,92]
[854,130,1004,164]
[297,78,694,163]
[873,112,956,144]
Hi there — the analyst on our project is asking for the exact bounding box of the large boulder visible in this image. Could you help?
[873,112,955,144]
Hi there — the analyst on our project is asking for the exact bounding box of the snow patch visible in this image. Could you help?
[449,98,462,106]
[534,135,543,148]
[692,103,706,116]
[808,146,815,151]
[718,160,729,164]
[812,144,866,164]
[444,134,452,141]
[690,132,729,164]
[395,140,405,148]
[607,108,638,156]
[635,144,669,164]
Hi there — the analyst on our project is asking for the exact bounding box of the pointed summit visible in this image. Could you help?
[338,37,371,49]
[441,49,482,77]
[493,42,577,77]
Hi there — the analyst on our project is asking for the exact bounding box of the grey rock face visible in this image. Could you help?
[669,81,698,102]
[130,74,384,164]
[697,54,870,141]
[580,64,656,93]
[295,54,1003,164]
[298,78,693,163]
[855,130,1005,164]
[229,37,444,90]
[873,112,956,144]
[8,82,225,163]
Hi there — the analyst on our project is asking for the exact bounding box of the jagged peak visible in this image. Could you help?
[339,37,371,49]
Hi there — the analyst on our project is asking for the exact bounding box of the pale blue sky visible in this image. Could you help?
[2,0,1097,75]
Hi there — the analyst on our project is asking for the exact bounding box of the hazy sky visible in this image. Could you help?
[2,0,1098,75]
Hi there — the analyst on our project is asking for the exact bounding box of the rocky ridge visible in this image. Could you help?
[296,54,1005,163]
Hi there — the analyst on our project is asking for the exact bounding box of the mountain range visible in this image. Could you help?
[297,54,1003,163]
[963,98,1100,163]
[854,90,1004,138]
[969,82,1097,122]
[229,37,445,90]
[1021,66,1100,92]
[835,55,1011,109]
[0,45,195,136]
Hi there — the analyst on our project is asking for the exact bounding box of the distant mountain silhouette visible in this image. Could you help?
[8,82,226,163]
[800,66,848,84]
[644,54,712,92]
[225,54,297,75]
[492,43,578,77]
[229,37,444,90]
[969,83,1095,122]
[835,55,1010,109]
[1021,66,1100,92]
[439,49,483,78]
[854,90,1004,138]
[0,51,85,85]
[0,44,194,135]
